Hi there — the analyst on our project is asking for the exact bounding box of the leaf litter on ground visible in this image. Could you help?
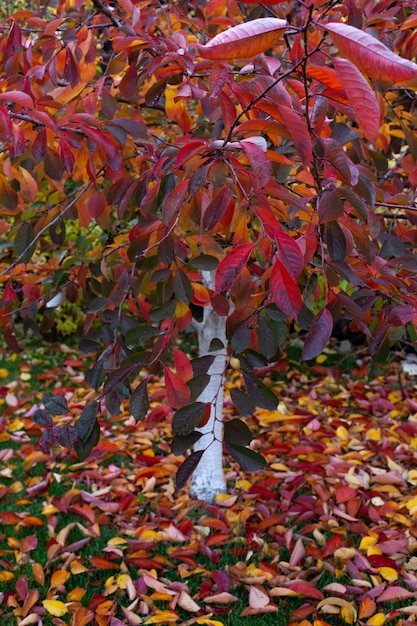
[1,343,417,625]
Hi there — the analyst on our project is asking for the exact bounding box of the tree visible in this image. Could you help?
[2,0,417,502]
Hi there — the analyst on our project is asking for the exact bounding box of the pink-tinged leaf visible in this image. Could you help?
[275,232,304,281]
[387,304,417,325]
[164,367,191,409]
[301,307,333,361]
[249,585,270,609]
[289,537,305,567]
[0,91,34,109]
[317,189,344,224]
[325,22,417,85]
[321,138,359,185]
[202,187,233,231]
[377,586,415,603]
[286,580,324,601]
[240,138,272,188]
[215,243,254,292]
[270,259,302,319]
[333,57,380,144]
[198,18,288,60]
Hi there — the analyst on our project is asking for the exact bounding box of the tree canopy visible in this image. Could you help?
[2,0,417,488]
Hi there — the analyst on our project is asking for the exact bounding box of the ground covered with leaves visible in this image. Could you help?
[2,343,417,626]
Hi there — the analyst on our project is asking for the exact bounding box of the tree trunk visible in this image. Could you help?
[189,272,227,502]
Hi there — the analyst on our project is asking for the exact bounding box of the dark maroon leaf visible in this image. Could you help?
[172,402,208,436]
[175,450,205,489]
[42,392,69,416]
[224,418,252,446]
[129,378,150,422]
[230,388,256,417]
[171,432,203,456]
[300,307,333,361]
[226,443,267,471]
[32,409,52,426]
[76,402,99,442]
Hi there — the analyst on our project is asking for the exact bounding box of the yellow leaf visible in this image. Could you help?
[50,569,70,588]
[116,574,132,590]
[408,470,417,484]
[107,537,128,546]
[196,618,225,625]
[42,600,68,617]
[0,368,8,378]
[406,496,417,513]
[366,546,382,556]
[9,418,24,432]
[20,372,31,381]
[366,428,381,441]
[0,571,14,582]
[359,536,377,550]
[316,354,327,363]
[336,426,349,440]
[367,613,385,626]
[235,479,252,491]
[378,567,398,582]
[70,560,88,574]
[144,611,179,623]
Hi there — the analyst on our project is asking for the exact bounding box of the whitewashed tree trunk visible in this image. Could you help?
[189,272,227,502]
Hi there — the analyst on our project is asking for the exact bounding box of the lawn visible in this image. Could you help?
[1,339,417,625]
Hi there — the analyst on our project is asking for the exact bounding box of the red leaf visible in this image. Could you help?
[275,232,304,281]
[240,138,272,188]
[286,580,324,601]
[337,292,370,335]
[325,22,417,85]
[199,18,288,60]
[269,259,302,318]
[59,138,75,175]
[321,138,359,185]
[3,281,18,302]
[89,557,119,571]
[301,307,333,361]
[173,348,193,382]
[317,189,344,224]
[215,243,254,292]
[88,190,107,219]
[278,105,313,168]
[333,57,380,144]
[164,367,191,409]
[202,187,232,231]
[0,91,34,109]
[162,179,189,227]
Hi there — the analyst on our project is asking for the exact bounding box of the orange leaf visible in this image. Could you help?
[164,367,191,409]
[89,557,120,570]
[358,596,376,619]
[50,569,71,588]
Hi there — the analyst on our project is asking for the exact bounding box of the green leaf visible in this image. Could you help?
[226,443,267,471]
[172,402,208,436]
[42,392,69,416]
[130,378,149,422]
[171,432,202,456]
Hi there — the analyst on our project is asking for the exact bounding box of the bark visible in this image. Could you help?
[189,272,227,502]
